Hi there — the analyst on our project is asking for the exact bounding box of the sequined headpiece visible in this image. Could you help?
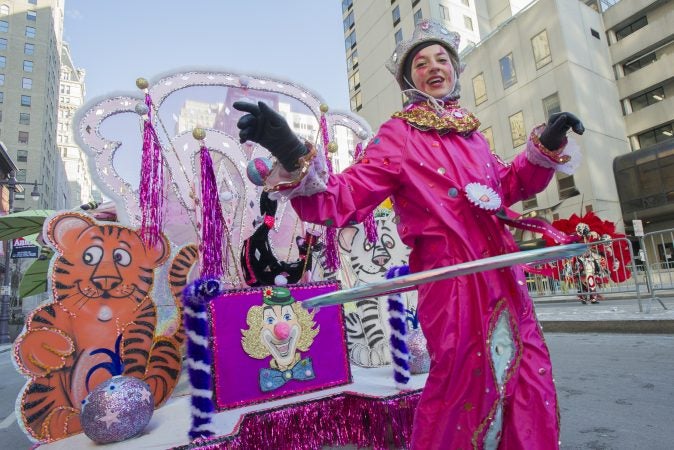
[386,19,462,93]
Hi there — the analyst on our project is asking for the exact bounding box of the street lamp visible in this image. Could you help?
[0,176,42,344]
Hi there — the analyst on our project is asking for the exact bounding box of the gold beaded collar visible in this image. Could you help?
[392,101,480,134]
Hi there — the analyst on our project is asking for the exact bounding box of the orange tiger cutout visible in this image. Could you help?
[13,212,198,443]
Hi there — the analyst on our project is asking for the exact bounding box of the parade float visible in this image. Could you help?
[10,71,427,449]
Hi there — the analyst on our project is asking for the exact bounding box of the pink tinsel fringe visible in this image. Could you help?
[320,113,340,271]
[353,142,378,245]
[178,390,421,450]
[199,144,226,279]
[139,94,165,246]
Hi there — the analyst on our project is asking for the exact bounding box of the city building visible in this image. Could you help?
[340,0,661,240]
[0,0,68,211]
[176,99,223,135]
[58,41,92,207]
[604,0,674,235]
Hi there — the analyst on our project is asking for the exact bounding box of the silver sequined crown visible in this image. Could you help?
[386,19,461,91]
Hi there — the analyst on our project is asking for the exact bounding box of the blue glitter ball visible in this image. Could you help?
[81,376,155,444]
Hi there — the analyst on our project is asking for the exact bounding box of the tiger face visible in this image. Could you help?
[46,212,169,319]
[338,214,410,284]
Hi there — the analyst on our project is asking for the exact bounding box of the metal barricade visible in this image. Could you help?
[525,238,646,309]
[638,228,674,310]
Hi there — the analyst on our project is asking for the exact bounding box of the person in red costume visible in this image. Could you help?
[234,19,584,450]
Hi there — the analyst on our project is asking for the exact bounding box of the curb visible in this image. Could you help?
[540,320,674,334]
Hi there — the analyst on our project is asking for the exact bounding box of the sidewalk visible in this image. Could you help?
[533,295,674,333]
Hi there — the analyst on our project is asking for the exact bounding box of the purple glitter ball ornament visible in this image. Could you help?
[246,157,273,186]
[80,376,155,444]
[408,328,431,374]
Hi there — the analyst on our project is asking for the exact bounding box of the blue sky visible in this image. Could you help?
[63,1,350,110]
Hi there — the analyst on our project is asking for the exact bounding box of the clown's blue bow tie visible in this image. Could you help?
[259,357,315,392]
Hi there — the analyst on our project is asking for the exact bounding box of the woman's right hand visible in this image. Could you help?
[233,101,308,172]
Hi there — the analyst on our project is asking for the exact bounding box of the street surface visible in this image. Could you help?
[1,333,673,449]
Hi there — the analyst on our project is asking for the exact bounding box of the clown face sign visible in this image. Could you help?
[209,282,351,409]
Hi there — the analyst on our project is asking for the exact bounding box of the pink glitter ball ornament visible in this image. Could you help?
[408,328,431,374]
[246,157,274,186]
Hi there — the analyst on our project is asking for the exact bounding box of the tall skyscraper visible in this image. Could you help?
[0,0,67,211]
[58,41,91,207]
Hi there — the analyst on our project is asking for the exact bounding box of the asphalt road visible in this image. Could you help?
[1,333,673,449]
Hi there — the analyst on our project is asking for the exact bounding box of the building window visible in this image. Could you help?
[395,29,403,44]
[343,11,354,32]
[439,5,449,21]
[16,169,26,183]
[392,6,400,26]
[0,37,6,49]
[637,123,673,149]
[19,112,30,125]
[630,86,665,113]
[412,0,420,6]
[23,60,33,72]
[615,16,647,41]
[464,15,473,31]
[462,0,470,5]
[347,49,359,71]
[21,95,31,106]
[0,74,4,86]
[22,77,32,89]
[499,53,517,89]
[557,173,578,200]
[350,90,362,111]
[17,150,27,162]
[18,131,29,144]
[24,43,34,55]
[348,70,360,91]
[623,52,657,75]
[522,195,538,210]
[542,93,561,119]
[27,10,36,21]
[342,0,353,14]
[472,73,487,106]
[0,91,3,103]
[590,28,600,39]
[481,127,495,151]
[345,30,356,51]
[509,111,526,147]
[531,30,552,69]
[0,5,7,16]
[25,26,35,38]
[0,20,7,33]
[414,9,423,24]
[0,55,5,68]
[29,0,37,4]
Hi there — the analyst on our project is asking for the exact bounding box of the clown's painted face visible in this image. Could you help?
[410,44,456,99]
[260,304,301,368]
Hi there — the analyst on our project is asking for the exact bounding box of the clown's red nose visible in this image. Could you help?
[274,322,290,340]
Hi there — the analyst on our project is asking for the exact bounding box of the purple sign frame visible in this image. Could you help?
[210,282,352,410]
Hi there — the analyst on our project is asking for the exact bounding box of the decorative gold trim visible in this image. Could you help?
[530,126,571,163]
[392,103,480,134]
[263,143,318,192]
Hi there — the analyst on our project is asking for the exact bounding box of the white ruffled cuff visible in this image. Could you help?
[525,124,582,175]
[267,145,329,201]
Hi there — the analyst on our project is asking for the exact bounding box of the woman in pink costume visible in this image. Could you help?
[234,19,584,450]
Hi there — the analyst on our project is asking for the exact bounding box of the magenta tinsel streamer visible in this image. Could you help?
[199,145,226,279]
[353,142,378,244]
[174,391,421,450]
[320,113,339,271]
[139,94,165,246]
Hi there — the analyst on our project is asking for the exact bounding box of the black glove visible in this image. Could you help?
[233,101,308,172]
[539,112,585,150]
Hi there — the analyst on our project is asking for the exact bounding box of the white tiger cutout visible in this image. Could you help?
[337,210,417,367]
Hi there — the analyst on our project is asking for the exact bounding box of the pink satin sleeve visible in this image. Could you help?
[291,120,406,227]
